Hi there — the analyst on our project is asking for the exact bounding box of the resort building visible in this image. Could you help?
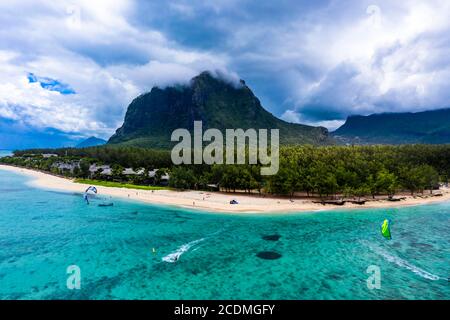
[52,161,79,174]
[42,153,58,158]
[149,169,170,185]
[89,164,112,176]
[123,168,145,175]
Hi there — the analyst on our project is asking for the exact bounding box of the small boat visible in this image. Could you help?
[319,199,346,205]
[98,202,114,207]
[350,199,366,205]
[230,199,239,204]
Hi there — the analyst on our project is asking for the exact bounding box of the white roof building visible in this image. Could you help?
[53,161,79,172]
[89,164,112,175]
[42,153,58,158]
[148,169,169,180]
[122,168,145,175]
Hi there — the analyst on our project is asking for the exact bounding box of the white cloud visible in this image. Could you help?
[0,0,233,139]
[1,0,450,137]
[280,110,345,131]
[264,1,450,124]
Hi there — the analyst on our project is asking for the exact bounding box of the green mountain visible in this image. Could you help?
[76,136,106,148]
[333,108,450,144]
[108,71,332,148]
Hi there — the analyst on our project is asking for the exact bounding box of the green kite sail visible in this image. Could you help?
[381,219,392,240]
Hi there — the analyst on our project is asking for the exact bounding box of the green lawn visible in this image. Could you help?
[74,179,169,191]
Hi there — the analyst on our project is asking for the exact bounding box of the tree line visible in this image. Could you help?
[12,146,172,168]
[3,144,450,199]
[168,145,447,198]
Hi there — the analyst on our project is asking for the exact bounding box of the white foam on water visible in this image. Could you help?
[362,241,440,281]
[161,228,226,263]
[162,238,205,263]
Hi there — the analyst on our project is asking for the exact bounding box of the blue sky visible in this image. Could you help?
[27,73,76,95]
[1,0,450,148]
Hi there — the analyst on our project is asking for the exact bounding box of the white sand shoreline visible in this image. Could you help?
[1,164,449,214]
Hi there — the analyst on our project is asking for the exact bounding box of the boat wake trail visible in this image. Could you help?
[162,238,205,263]
[361,241,440,281]
[162,227,227,263]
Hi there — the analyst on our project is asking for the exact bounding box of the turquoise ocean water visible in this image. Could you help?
[0,168,448,299]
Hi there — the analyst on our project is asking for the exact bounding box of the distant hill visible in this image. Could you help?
[76,136,106,148]
[0,117,80,150]
[108,71,332,149]
[333,108,450,144]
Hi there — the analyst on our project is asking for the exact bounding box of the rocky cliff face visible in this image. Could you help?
[109,71,331,148]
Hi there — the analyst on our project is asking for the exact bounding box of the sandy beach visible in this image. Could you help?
[1,164,449,214]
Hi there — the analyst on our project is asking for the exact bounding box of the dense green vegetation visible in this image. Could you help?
[74,179,168,190]
[11,145,172,168]
[168,145,447,198]
[333,108,450,144]
[108,71,331,148]
[2,144,449,199]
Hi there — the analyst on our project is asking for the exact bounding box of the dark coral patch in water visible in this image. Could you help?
[410,242,434,250]
[262,234,281,241]
[256,251,282,260]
